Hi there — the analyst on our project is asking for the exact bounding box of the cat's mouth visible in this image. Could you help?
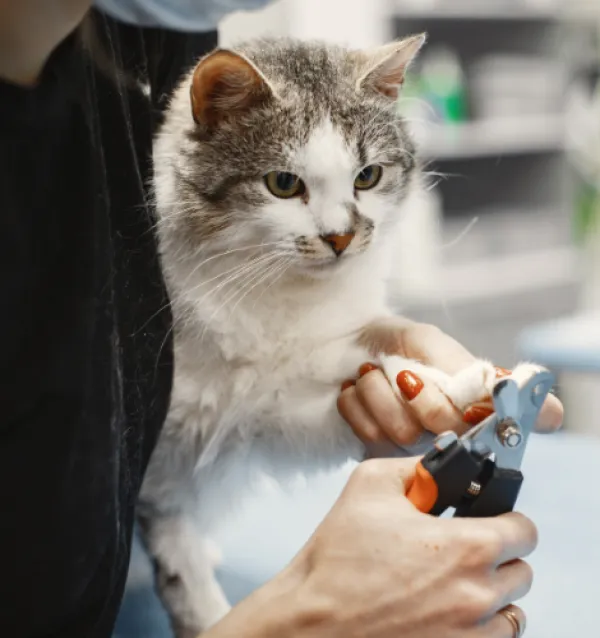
[296,254,351,276]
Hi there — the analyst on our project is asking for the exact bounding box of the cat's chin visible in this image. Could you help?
[295,257,351,280]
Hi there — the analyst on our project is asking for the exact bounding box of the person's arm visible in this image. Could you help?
[0,1,91,86]
[202,457,531,638]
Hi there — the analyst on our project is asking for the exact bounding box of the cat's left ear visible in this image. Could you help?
[357,33,426,99]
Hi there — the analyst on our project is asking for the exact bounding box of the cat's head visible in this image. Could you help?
[157,35,425,279]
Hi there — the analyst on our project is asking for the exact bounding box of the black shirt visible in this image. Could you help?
[0,12,216,637]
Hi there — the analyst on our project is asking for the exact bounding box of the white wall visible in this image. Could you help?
[220,0,391,46]
[220,0,291,45]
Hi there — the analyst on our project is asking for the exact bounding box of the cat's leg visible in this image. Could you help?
[138,416,232,638]
[138,510,231,638]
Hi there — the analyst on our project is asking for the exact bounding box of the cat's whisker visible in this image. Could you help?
[184,251,282,296]
[198,257,283,342]
[397,96,437,118]
[252,258,294,309]
[180,242,288,285]
[154,320,175,376]
[228,256,290,317]
[207,253,282,303]
[194,253,282,303]
[422,170,452,180]
[442,217,479,250]
[154,254,278,330]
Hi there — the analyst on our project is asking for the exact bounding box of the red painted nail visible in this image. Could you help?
[396,370,424,401]
[495,366,511,379]
[340,379,355,391]
[463,405,494,425]
[359,363,379,377]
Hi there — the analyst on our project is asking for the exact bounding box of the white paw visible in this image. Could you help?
[509,362,546,387]
[444,360,497,412]
[379,354,453,396]
[379,356,546,414]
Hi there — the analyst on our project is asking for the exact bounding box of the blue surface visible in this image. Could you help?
[115,432,600,638]
[518,313,600,372]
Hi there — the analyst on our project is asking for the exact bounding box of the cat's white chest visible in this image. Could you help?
[171,332,369,450]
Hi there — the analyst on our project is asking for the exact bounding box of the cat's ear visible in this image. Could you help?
[190,49,275,127]
[357,33,426,99]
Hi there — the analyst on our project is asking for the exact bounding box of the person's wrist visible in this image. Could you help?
[203,559,330,638]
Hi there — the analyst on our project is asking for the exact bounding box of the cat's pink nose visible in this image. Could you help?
[321,232,355,256]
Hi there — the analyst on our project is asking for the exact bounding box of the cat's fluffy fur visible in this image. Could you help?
[140,36,529,637]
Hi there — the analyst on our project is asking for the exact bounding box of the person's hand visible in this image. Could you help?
[0,0,90,86]
[339,321,563,450]
[206,458,534,638]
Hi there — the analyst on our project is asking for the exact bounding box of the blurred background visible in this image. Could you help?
[223,0,600,436]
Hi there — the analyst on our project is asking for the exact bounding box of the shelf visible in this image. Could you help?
[402,245,579,306]
[391,1,597,22]
[412,114,565,160]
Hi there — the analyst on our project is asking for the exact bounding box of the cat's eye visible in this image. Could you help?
[264,171,306,199]
[354,165,383,190]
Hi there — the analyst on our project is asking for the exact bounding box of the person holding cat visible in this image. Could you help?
[0,2,562,638]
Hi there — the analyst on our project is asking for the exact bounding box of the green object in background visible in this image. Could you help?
[441,87,468,123]
[419,47,468,124]
[573,178,600,243]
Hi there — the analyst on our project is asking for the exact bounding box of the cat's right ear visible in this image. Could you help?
[356,33,427,100]
[190,49,275,128]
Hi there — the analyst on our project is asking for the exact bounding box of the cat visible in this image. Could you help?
[139,34,537,638]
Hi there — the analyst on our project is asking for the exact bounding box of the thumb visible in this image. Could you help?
[345,457,422,499]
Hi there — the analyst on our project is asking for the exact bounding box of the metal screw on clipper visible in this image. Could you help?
[497,420,523,448]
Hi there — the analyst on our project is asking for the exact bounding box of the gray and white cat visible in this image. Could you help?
[140,35,536,638]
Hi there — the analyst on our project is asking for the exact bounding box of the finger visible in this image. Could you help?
[346,456,422,499]
[479,605,526,638]
[536,392,563,432]
[337,384,389,445]
[354,369,424,446]
[396,370,470,435]
[494,560,534,607]
[400,323,476,374]
[479,512,539,565]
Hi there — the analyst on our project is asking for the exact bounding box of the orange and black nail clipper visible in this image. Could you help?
[407,369,555,518]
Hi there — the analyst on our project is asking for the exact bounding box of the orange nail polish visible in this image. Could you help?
[340,379,355,391]
[359,363,379,377]
[463,405,494,425]
[495,366,511,379]
[396,371,424,401]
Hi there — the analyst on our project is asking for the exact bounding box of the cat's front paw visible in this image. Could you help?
[379,356,544,423]
[444,361,546,418]
[341,355,548,454]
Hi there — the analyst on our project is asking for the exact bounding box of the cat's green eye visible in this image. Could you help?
[354,165,382,190]
[264,171,306,199]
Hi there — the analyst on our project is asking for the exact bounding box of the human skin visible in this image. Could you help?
[202,324,557,638]
[339,321,563,451]
[203,457,534,638]
[0,0,91,86]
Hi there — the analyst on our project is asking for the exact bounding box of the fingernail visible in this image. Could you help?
[495,366,511,379]
[463,405,494,425]
[396,370,424,401]
[359,363,379,377]
[340,379,355,391]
